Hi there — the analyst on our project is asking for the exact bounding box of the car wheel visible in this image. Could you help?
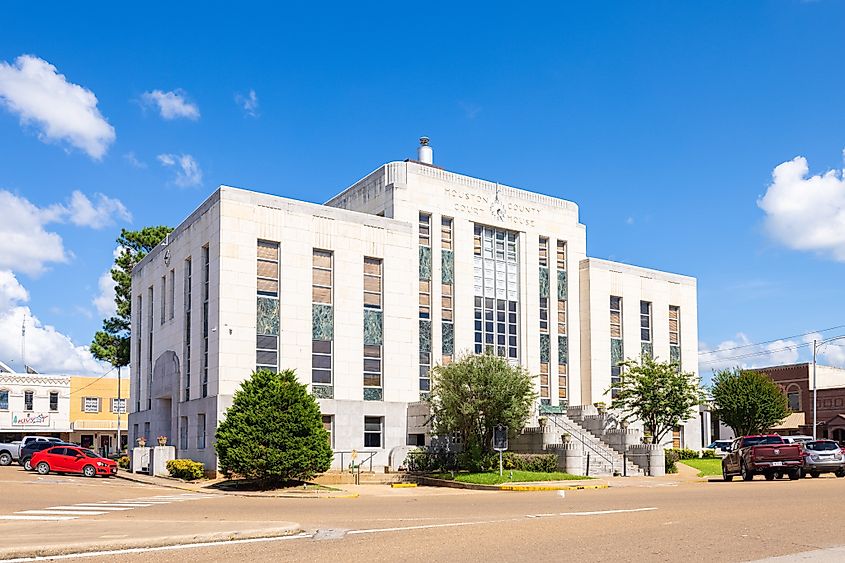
[789,469,801,480]
[811,472,820,478]
[741,462,754,481]
[0,452,11,466]
[722,464,733,482]
[836,470,845,478]
[765,473,775,481]
[82,465,96,478]
[35,462,50,475]
[23,458,32,471]
[774,472,783,479]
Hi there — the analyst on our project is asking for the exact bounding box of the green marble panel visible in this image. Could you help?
[419,246,432,281]
[641,341,653,360]
[670,345,681,365]
[540,333,551,363]
[441,249,454,284]
[363,309,383,346]
[539,266,550,298]
[312,304,334,341]
[256,297,280,335]
[557,270,567,301]
[312,385,333,399]
[558,335,568,365]
[364,387,383,401]
[419,319,432,353]
[611,338,624,365]
[442,321,454,355]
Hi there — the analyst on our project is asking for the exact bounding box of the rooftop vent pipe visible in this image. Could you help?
[418,137,433,164]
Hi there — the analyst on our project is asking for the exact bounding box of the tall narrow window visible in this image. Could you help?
[473,225,519,360]
[669,305,681,368]
[364,416,383,448]
[256,241,280,372]
[179,416,188,450]
[147,286,154,409]
[538,237,550,402]
[441,217,454,365]
[312,250,334,398]
[136,294,142,412]
[197,413,206,449]
[419,213,432,397]
[363,257,383,401]
[556,240,568,402]
[322,415,334,448]
[49,391,58,411]
[168,269,175,320]
[201,246,209,398]
[610,296,623,398]
[640,301,653,359]
[0,390,8,410]
[183,258,192,401]
[160,275,166,325]
[24,390,34,411]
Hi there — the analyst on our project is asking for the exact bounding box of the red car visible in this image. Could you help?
[31,445,117,478]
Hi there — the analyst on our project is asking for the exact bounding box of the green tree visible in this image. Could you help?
[90,226,173,368]
[215,369,333,484]
[609,355,705,445]
[711,368,791,437]
[428,352,536,462]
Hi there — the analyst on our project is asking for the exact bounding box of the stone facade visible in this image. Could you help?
[128,151,701,471]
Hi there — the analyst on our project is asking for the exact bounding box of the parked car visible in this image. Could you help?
[19,440,74,471]
[801,440,845,478]
[705,440,733,457]
[782,435,814,444]
[31,446,117,478]
[0,440,22,466]
[722,435,804,481]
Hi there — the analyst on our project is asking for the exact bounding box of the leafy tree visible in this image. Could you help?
[711,368,791,437]
[609,355,705,446]
[428,352,536,461]
[90,226,173,368]
[215,369,333,483]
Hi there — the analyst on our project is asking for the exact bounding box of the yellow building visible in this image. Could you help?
[69,374,129,455]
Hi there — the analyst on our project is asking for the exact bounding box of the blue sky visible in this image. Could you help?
[1,1,844,377]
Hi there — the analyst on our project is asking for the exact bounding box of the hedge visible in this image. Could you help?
[166,459,205,480]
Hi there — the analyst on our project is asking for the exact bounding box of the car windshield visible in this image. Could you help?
[806,441,839,451]
[743,436,784,446]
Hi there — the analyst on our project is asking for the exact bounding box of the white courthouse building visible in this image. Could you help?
[128,140,699,471]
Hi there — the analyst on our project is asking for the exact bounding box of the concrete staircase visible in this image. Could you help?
[547,411,644,477]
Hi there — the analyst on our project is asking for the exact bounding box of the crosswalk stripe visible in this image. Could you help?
[70,503,154,507]
[0,515,77,521]
[68,505,134,511]
[18,510,110,516]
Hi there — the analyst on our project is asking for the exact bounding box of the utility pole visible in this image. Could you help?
[116,365,122,454]
[21,315,26,368]
[813,339,817,440]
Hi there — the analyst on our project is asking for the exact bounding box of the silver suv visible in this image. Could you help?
[801,440,845,478]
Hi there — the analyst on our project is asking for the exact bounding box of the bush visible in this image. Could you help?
[166,459,205,481]
[215,369,332,483]
[117,456,130,469]
[499,452,557,473]
[664,449,680,474]
[667,448,699,460]
[701,449,717,459]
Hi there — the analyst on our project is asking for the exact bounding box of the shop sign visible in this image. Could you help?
[11,412,50,427]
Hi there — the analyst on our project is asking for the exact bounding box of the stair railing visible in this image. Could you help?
[541,408,616,473]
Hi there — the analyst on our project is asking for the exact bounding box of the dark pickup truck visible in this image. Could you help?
[721,435,803,481]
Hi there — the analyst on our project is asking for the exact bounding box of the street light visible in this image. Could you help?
[812,336,845,440]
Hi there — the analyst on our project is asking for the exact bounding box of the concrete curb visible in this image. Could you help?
[0,525,302,560]
[116,472,359,499]
[411,475,609,491]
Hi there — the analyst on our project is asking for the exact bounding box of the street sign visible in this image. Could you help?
[493,424,508,452]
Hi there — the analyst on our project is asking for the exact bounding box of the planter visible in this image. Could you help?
[156,437,168,447]
[136,439,147,448]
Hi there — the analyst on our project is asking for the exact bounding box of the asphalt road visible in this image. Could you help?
[3,466,845,562]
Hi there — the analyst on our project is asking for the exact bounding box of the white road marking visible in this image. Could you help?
[2,533,314,562]
[0,515,77,521]
[18,510,110,516]
[66,505,134,511]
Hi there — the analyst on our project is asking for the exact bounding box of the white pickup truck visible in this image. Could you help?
[0,436,63,465]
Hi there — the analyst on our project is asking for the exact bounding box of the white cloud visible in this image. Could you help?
[758,152,845,261]
[0,54,115,159]
[157,153,202,187]
[92,246,121,318]
[0,190,131,275]
[0,269,105,375]
[142,89,200,120]
[235,89,259,117]
[699,333,804,373]
[124,151,147,169]
[63,190,132,229]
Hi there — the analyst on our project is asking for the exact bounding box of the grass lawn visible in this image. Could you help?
[679,458,723,477]
[433,470,591,485]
